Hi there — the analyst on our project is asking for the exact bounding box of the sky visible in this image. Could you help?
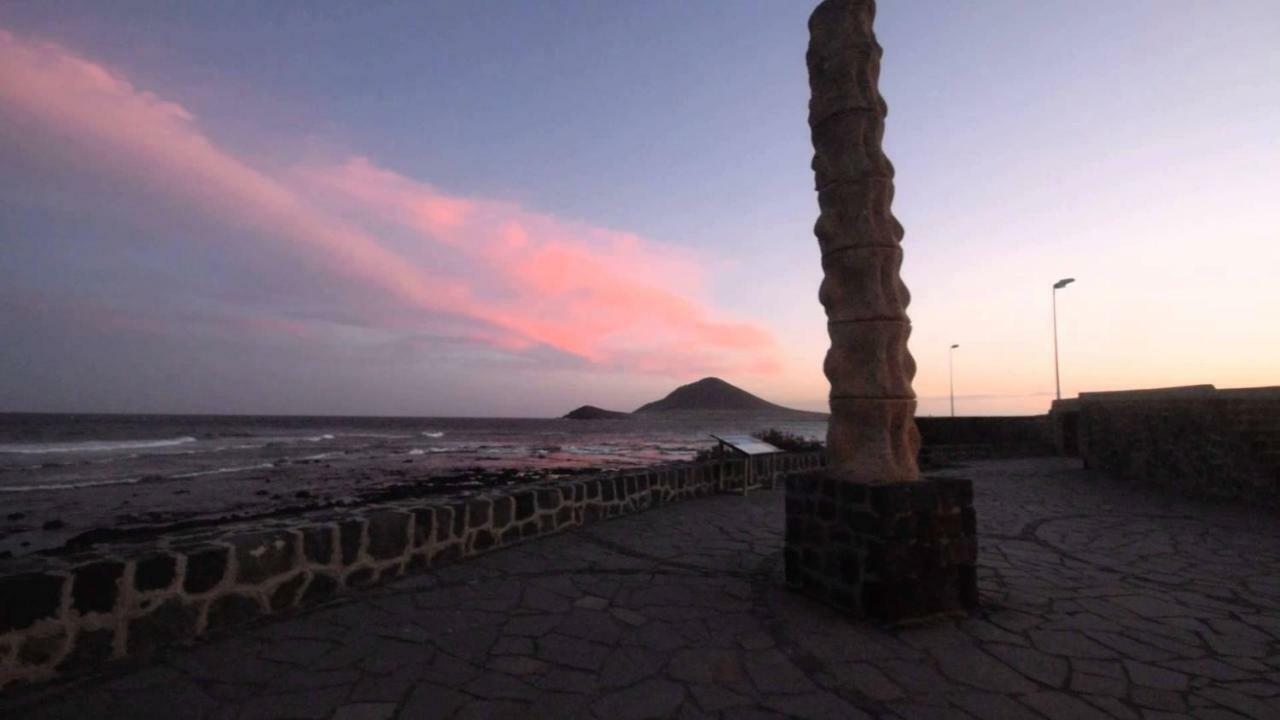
[0,0,1276,418]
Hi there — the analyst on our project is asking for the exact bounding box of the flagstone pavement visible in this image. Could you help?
[4,457,1280,719]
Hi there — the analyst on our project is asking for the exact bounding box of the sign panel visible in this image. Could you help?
[711,433,783,456]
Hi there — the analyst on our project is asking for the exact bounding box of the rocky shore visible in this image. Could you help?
[1,464,605,561]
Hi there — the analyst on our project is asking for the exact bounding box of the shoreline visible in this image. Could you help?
[1,412,830,559]
[0,464,610,562]
[0,450,827,689]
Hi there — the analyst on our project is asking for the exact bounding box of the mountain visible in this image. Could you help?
[634,377,817,415]
[562,405,631,420]
[563,377,826,419]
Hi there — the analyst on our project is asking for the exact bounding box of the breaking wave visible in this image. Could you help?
[0,476,144,492]
[171,462,276,479]
[0,437,198,455]
[408,445,476,455]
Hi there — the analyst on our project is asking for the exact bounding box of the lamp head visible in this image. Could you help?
[950,344,959,349]
[1053,278,1075,289]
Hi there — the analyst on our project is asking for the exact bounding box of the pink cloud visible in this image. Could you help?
[0,28,780,377]
[0,30,475,320]
[304,158,779,372]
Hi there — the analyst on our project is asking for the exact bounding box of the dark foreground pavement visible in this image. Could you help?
[4,457,1280,719]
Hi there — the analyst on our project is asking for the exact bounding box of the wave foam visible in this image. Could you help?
[171,462,275,479]
[0,436,198,455]
[0,476,144,493]
[565,445,624,456]
[407,445,473,455]
[338,432,409,439]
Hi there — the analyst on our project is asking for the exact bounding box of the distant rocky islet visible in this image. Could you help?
[564,377,827,420]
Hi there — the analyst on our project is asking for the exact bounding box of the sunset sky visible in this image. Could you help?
[1,1,1276,417]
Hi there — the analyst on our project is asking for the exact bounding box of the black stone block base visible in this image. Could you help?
[784,471,978,623]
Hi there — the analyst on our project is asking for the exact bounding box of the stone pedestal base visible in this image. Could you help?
[784,472,978,623]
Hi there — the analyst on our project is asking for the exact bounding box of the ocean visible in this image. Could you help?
[0,412,825,557]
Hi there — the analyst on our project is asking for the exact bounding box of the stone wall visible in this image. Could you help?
[0,452,825,689]
[915,416,1053,462]
[1072,385,1280,504]
[1047,399,1081,456]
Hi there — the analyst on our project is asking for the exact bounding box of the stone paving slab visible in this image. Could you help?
[4,457,1280,719]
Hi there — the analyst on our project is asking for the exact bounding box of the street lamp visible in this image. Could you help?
[1052,278,1075,400]
[949,344,960,417]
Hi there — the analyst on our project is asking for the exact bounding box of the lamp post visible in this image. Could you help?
[1052,278,1075,400]
[949,344,959,417]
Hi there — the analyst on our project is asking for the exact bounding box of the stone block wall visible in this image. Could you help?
[784,472,978,623]
[1048,399,1081,456]
[714,454,799,493]
[0,452,825,689]
[915,416,1054,462]
[1075,385,1280,504]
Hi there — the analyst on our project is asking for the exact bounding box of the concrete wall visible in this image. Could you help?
[0,452,825,689]
[1067,385,1280,504]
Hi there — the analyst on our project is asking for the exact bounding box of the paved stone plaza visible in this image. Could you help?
[4,457,1280,719]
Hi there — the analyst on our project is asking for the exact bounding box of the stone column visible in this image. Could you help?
[809,0,918,483]
[784,0,978,622]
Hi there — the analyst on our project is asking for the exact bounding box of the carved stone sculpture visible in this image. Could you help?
[785,0,978,622]
[808,0,919,483]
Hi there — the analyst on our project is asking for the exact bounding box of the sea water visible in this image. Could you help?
[0,412,824,556]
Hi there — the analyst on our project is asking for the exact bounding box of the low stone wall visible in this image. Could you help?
[1072,385,1280,504]
[916,415,1054,461]
[0,452,825,689]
